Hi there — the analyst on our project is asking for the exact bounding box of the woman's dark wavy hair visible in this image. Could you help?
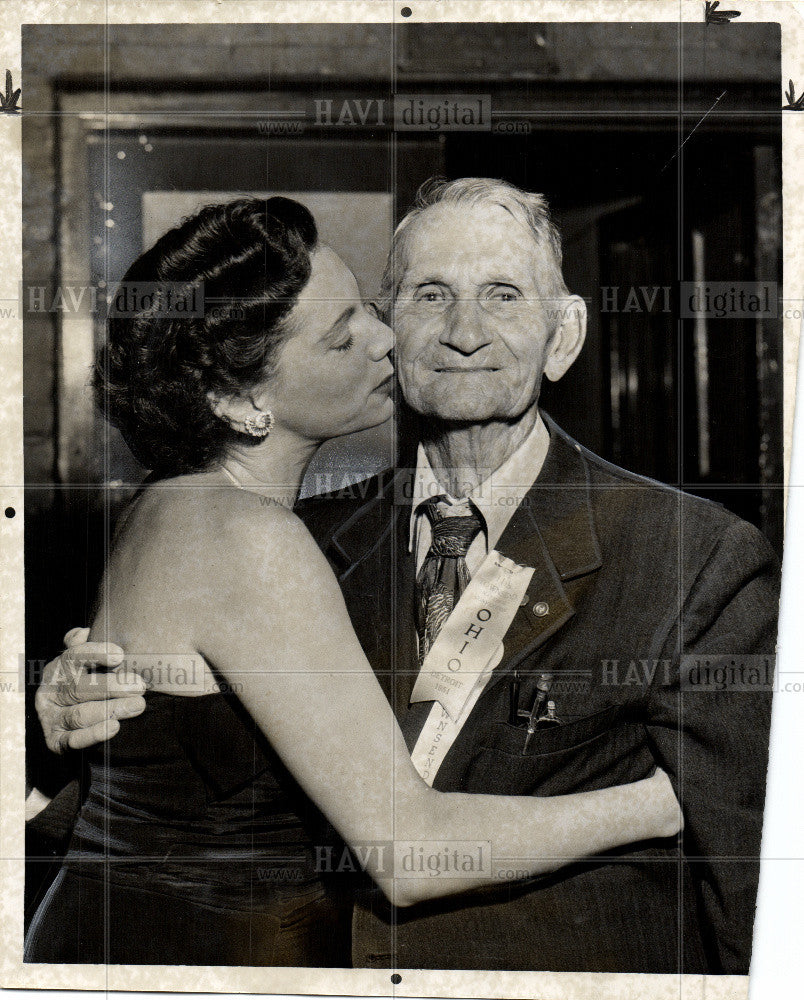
[95,196,318,475]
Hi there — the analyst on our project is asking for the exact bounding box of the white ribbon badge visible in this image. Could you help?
[410,549,534,784]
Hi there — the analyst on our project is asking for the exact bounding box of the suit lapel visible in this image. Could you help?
[482,417,603,685]
[326,471,396,582]
[323,471,420,734]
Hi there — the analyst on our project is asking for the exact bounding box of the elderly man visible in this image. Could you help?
[36,178,778,974]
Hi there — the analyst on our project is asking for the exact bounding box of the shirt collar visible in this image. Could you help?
[408,413,551,554]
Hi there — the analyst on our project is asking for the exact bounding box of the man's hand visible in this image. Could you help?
[35,628,147,753]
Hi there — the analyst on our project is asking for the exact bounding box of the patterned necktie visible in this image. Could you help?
[415,495,484,663]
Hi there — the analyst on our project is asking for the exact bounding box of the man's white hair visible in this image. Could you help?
[378,176,570,313]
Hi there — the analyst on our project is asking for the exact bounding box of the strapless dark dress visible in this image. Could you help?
[24,691,353,966]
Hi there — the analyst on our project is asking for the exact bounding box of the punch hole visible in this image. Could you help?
[5,507,15,518]
[391,974,402,984]
[401,7,412,17]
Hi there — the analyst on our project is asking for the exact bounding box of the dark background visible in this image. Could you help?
[21,20,783,917]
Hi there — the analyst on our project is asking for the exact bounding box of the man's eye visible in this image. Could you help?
[333,335,354,352]
[415,287,447,304]
[486,288,521,303]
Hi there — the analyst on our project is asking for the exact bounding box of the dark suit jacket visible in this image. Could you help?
[298,414,779,974]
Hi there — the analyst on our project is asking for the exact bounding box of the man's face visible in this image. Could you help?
[393,202,561,423]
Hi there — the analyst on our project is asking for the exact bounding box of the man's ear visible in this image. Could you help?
[544,294,587,382]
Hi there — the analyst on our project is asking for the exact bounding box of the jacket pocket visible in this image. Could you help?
[485,704,622,758]
[459,708,655,796]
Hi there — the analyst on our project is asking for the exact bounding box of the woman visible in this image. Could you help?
[25,197,681,967]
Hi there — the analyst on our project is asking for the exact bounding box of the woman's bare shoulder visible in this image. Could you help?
[123,474,319,572]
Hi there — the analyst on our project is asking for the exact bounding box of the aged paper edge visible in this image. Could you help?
[1,1,801,998]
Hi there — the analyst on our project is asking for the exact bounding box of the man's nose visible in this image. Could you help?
[440,297,493,354]
[367,315,395,360]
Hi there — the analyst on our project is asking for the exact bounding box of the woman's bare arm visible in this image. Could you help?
[144,494,683,908]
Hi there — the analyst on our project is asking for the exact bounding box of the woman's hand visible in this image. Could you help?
[645,767,684,839]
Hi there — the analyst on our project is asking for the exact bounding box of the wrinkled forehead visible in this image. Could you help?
[399,201,546,285]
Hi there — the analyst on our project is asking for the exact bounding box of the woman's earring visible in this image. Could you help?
[243,410,274,438]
